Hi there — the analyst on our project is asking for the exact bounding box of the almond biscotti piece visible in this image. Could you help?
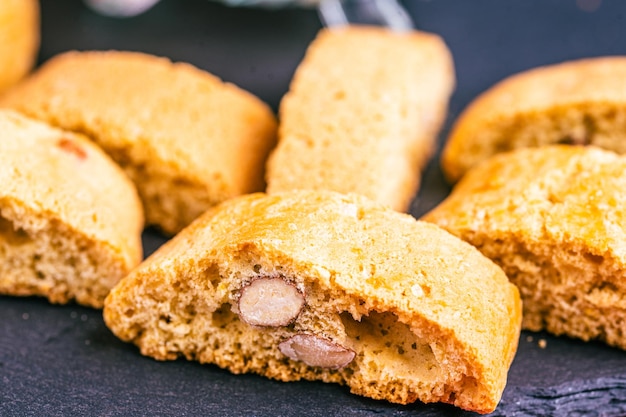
[441,56,626,183]
[0,0,39,92]
[425,145,626,350]
[266,26,454,211]
[104,190,521,414]
[0,50,277,234]
[0,110,143,308]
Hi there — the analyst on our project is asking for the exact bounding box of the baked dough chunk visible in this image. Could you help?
[0,0,39,92]
[104,190,520,414]
[266,26,455,212]
[441,56,626,183]
[0,50,277,234]
[0,110,143,308]
[425,145,626,349]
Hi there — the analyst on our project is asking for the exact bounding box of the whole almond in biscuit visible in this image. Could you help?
[104,190,521,414]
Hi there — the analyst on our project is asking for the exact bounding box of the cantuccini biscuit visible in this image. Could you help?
[0,0,39,92]
[0,50,277,235]
[104,190,521,414]
[441,56,626,183]
[425,145,626,350]
[266,26,455,212]
[0,110,143,308]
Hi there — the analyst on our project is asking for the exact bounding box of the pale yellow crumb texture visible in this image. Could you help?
[266,26,454,212]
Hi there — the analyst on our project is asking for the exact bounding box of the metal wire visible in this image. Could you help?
[317,0,414,31]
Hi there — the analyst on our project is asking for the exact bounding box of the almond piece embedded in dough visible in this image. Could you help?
[278,334,355,369]
[237,277,305,327]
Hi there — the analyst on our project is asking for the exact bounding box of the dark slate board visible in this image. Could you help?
[2,1,626,415]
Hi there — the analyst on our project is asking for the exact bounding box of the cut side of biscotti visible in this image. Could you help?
[104,190,521,414]
[266,26,455,212]
[0,110,143,308]
[0,50,277,235]
[425,145,626,349]
[441,56,626,183]
[0,203,127,307]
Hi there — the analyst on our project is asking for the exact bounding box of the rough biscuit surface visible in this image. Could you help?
[0,0,39,92]
[104,190,521,414]
[0,110,143,308]
[425,145,626,350]
[266,26,455,212]
[441,56,626,183]
[0,50,277,234]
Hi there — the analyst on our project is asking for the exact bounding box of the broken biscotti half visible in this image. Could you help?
[0,50,278,235]
[104,190,521,414]
[0,110,143,308]
[425,145,626,350]
[0,0,39,93]
[441,56,626,183]
[265,26,455,212]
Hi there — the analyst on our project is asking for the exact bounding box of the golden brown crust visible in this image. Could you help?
[0,110,143,307]
[104,190,520,414]
[441,56,626,183]
[0,0,39,92]
[0,50,277,234]
[425,145,626,349]
[266,26,455,212]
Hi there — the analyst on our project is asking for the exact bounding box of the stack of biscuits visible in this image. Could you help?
[0,43,278,308]
[7,6,625,413]
[424,57,626,352]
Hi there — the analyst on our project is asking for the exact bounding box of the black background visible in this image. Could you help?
[2,1,626,416]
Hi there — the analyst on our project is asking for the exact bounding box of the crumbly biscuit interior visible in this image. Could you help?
[107,251,484,410]
[433,146,626,349]
[0,202,127,308]
[105,144,220,235]
[471,234,626,349]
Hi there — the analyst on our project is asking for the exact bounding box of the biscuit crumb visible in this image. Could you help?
[411,284,425,298]
[538,339,547,349]
[526,335,534,342]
